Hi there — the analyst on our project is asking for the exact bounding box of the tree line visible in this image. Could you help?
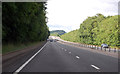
[61,14,120,48]
[50,30,66,37]
[2,2,50,44]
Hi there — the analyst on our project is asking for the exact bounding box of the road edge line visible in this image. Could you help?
[91,64,100,70]
[13,42,48,74]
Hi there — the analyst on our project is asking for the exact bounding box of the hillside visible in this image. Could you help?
[61,29,79,42]
[50,30,66,36]
[61,14,119,48]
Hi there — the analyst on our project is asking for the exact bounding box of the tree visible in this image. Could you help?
[2,2,50,44]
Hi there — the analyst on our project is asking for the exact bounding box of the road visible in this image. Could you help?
[13,40,118,72]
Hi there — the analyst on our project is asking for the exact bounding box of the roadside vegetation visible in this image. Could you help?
[2,41,46,54]
[50,33,60,37]
[50,30,66,37]
[61,14,120,49]
[2,2,50,54]
[60,29,79,42]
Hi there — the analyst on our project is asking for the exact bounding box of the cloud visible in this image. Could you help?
[46,0,119,32]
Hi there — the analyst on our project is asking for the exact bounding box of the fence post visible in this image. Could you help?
[105,48,106,51]
[114,48,116,53]
[109,48,110,52]
[101,46,102,50]
[97,46,98,50]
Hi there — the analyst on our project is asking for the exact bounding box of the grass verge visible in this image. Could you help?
[2,41,45,54]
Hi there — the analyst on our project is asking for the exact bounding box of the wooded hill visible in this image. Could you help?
[61,14,120,48]
[50,30,66,36]
[2,2,50,44]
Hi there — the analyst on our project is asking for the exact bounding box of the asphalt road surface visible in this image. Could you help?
[11,41,118,72]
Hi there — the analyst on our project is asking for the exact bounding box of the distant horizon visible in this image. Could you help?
[49,28,80,32]
[48,14,117,33]
[46,0,119,32]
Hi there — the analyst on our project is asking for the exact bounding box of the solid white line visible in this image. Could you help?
[91,64,100,70]
[13,42,48,74]
[76,56,80,59]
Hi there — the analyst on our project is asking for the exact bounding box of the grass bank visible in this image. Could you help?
[60,38,120,50]
[2,41,46,54]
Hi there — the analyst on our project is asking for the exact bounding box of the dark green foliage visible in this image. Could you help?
[61,14,119,48]
[2,2,49,44]
[78,13,106,44]
[50,30,66,36]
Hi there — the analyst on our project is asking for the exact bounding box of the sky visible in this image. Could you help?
[46,0,119,32]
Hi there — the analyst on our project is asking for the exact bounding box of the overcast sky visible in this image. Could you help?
[46,0,119,32]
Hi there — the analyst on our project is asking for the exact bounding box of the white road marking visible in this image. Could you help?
[76,56,80,59]
[13,42,48,74]
[91,64,100,70]
[69,52,71,54]
[65,49,67,51]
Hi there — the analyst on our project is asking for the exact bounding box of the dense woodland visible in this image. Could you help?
[2,2,50,44]
[61,14,120,48]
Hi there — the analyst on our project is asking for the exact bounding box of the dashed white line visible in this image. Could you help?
[76,56,80,59]
[69,52,71,54]
[91,64,100,70]
[65,49,67,51]
[13,42,47,74]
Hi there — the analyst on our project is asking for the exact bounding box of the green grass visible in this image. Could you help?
[50,33,60,37]
[2,41,43,54]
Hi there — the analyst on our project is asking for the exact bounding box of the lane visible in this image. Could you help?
[55,42,118,72]
[14,42,47,73]
[20,41,97,72]
[3,41,47,72]
[13,41,118,72]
